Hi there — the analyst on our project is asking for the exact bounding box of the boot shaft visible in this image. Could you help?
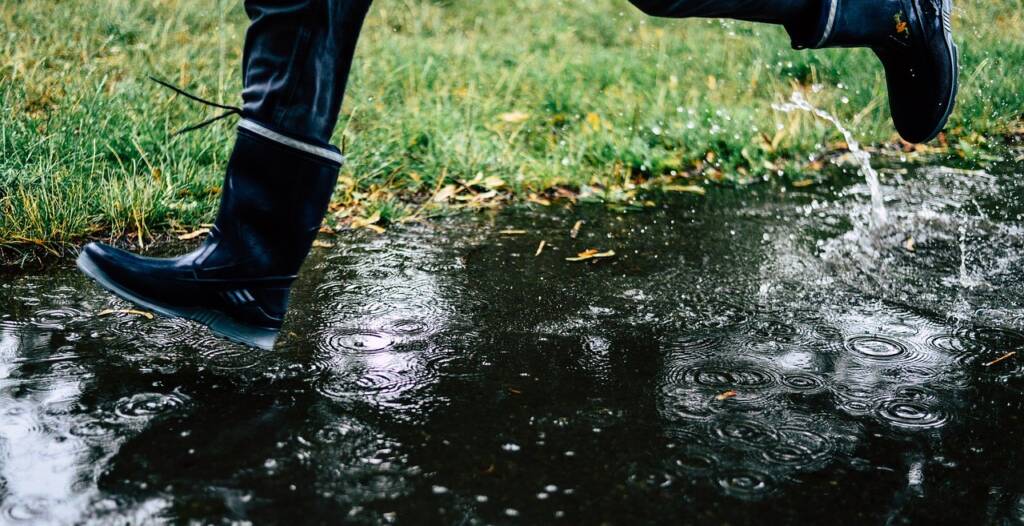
[199,121,342,278]
[790,0,914,49]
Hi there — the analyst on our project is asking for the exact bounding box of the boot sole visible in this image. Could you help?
[76,251,278,351]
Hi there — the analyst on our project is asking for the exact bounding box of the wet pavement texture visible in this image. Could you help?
[3,162,1024,524]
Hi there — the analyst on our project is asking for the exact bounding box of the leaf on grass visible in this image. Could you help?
[566,249,615,262]
[457,190,497,202]
[715,390,738,401]
[482,176,506,189]
[351,212,386,234]
[312,240,335,248]
[351,212,380,228]
[498,111,530,123]
[177,228,210,240]
[535,240,546,257]
[554,187,578,203]
[98,309,154,320]
[528,194,551,206]
[663,184,706,195]
[499,229,527,235]
[570,220,583,239]
[433,184,460,203]
[792,179,814,188]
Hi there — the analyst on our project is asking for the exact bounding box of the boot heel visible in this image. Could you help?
[205,313,279,351]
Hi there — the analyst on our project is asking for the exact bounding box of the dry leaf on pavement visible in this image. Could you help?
[570,220,583,239]
[98,309,154,320]
[566,249,615,262]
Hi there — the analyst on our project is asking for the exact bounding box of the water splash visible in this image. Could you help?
[958,223,970,288]
[773,91,889,228]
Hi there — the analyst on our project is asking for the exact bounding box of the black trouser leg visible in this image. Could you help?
[628,0,818,31]
[241,0,373,146]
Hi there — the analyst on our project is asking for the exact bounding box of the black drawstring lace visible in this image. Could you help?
[149,76,242,136]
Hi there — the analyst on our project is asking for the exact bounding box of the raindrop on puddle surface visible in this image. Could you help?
[114,392,189,419]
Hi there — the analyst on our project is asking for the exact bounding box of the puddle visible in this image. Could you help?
[2,161,1024,523]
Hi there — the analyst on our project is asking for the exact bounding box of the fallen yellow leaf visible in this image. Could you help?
[715,390,738,401]
[98,309,154,320]
[482,176,506,189]
[528,194,551,206]
[570,220,583,239]
[177,228,210,241]
[554,187,578,203]
[433,184,460,203]
[792,179,814,188]
[351,212,386,234]
[663,185,706,195]
[566,249,615,262]
[458,190,497,202]
[351,211,381,228]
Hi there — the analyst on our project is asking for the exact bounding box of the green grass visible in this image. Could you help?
[2,0,1023,257]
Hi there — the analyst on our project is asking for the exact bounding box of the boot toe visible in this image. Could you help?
[81,242,141,276]
[78,241,198,309]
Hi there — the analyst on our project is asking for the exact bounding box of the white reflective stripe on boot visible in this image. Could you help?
[238,119,345,165]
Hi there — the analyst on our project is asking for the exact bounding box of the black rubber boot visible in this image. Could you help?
[77,122,343,350]
[787,0,958,143]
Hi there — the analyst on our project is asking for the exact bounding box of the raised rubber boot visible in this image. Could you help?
[788,0,958,143]
[77,120,343,350]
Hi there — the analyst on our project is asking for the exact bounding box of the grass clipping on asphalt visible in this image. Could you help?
[1,0,1023,257]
